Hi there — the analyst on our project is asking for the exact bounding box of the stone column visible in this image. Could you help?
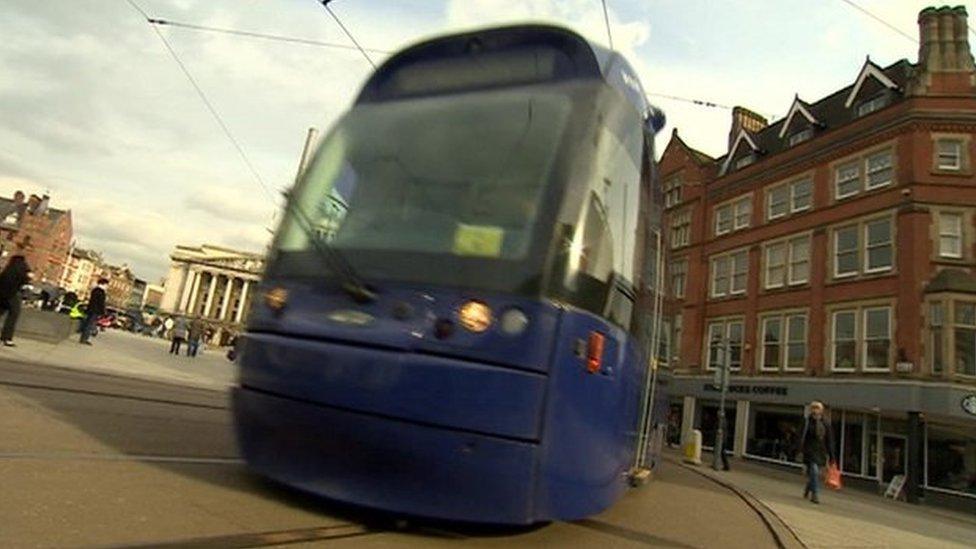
[234,280,251,323]
[681,395,697,446]
[219,276,235,321]
[733,400,750,458]
[185,270,203,315]
[203,273,219,318]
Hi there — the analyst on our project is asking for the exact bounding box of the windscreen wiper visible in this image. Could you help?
[282,191,377,303]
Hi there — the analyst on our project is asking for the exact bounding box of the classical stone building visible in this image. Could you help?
[0,191,73,285]
[159,244,264,343]
[661,6,976,511]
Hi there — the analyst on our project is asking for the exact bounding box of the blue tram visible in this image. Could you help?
[232,24,669,524]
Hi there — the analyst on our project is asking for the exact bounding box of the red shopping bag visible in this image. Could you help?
[825,461,843,490]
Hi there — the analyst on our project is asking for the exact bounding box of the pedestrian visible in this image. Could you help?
[799,401,835,504]
[163,316,174,338]
[186,317,204,357]
[79,278,108,345]
[169,316,188,355]
[0,255,31,347]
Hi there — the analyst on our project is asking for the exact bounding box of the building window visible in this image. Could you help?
[788,127,813,147]
[936,140,962,171]
[955,301,976,376]
[926,425,976,497]
[712,250,748,297]
[788,236,810,284]
[865,150,893,190]
[670,259,687,298]
[705,318,743,370]
[931,302,944,375]
[767,186,788,220]
[672,312,682,364]
[670,210,690,249]
[734,154,755,170]
[857,94,888,117]
[768,235,812,288]
[765,243,786,289]
[864,218,893,272]
[715,196,751,235]
[664,176,682,208]
[938,212,963,258]
[745,404,804,464]
[832,310,858,371]
[835,162,860,199]
[833,217,893,278]
[791,178,812,212]
[831,306,892,371]
[760,313,807,372]
[863,307,891,371]
[834,225,859,277]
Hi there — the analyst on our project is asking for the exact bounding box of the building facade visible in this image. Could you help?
[0,191,73,285]
[59,248,103,299]
[661,6,976,511]
[159,244,264,344]
[142,284,164,312]
[104,264,135,310]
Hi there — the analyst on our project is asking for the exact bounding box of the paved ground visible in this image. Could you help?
[684,454,976,549]
[0,329,234,389]
[0,359,779,549]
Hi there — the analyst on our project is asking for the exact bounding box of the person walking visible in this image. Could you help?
[169,316,188,355]
[0,255,31,347]
[799,401,835,504]
[79,278,108,345]
[186,317,204,357]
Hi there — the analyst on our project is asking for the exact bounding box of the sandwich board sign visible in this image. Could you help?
[884,474,906,499]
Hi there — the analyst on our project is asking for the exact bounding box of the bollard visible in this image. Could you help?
[683,429,702,465]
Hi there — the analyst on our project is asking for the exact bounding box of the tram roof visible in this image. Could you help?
[355,25,660,126]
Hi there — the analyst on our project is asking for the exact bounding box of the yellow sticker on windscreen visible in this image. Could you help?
[453,223,504,257]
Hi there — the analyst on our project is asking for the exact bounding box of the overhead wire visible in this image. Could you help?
[836,0,917,44]
[124,0,276,203]
[319,0,376,68]
[146,18,391,54]
[600,0,614,50]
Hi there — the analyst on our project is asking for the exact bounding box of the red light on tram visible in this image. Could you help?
[586,332,605,374]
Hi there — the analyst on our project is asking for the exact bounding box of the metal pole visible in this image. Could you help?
[713,338,729,470]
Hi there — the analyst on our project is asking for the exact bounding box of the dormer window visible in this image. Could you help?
[734,154,755,170]
[788,128,814,147]
[856,93,889,117]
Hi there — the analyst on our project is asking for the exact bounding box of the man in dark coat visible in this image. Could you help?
[0,255,31,346]
[80,278,108,345]
[800,401,835,504]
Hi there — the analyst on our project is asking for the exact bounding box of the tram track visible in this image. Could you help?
[113,523,380,549]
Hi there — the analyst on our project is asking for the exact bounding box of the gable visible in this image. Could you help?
[777,98,819,139]
[844,60,900,108]
[719,130,760,175]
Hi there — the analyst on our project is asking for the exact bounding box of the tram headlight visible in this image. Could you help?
[458,300,492,332]
[499,308,529,335]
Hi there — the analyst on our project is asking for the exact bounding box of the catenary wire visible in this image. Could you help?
[601,0,614,50]
[319,0,376,68]
[836,0,917,44]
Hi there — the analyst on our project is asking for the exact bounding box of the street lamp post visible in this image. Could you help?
[711,336,730,471]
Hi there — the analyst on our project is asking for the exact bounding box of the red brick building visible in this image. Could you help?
[0,191,73,286]
[661,7,976,510]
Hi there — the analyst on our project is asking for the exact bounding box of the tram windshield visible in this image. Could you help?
[271,86,576,291]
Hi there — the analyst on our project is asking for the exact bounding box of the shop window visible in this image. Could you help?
[926,424,976,496]
[841,412,865,475]
[699,403,737,452]
[745,404,803,464]
[954,301,976,376]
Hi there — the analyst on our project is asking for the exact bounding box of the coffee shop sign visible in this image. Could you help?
[703,383,788,396]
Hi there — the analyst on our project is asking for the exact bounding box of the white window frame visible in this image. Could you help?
[664,176,683,208]
[790,178,812,213]
[834,225,859,278]
[937,140,962,171]
[785,314,808,372]
[711,256,731,297]
[733,197,751,230]
[835,162,861,200]
[760,316,783,371]
[764,242,786,289]
[711,249,748,298]
[863,218,894,274]
[862,306,892,372]
[831,310,858,372]
[734,155,755,170]
[714,204,733,235]
[670,210,691,249]
[767,185,789,221]
[857,94,887,117]
[955,301,976,378]
[939,212,963,259]
[705,318,744,371]
[788,236,810,285]
[730,250,748,295]
[788,128,813,147]
[864,150,893,190]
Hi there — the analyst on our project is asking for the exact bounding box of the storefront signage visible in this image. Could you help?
[961,394,976,417]
[703,383,788,396]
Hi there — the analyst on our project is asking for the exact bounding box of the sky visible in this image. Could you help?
[0,0,967,282]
